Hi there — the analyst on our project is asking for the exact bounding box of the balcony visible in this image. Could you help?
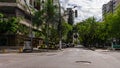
[20,19,41,31]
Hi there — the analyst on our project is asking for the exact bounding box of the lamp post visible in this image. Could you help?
[24,0,33,52]
[58,0,62,50]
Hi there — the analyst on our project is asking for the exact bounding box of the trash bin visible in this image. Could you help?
[23,41,33,52]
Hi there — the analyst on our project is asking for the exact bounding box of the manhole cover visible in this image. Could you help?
[75,61,91,64]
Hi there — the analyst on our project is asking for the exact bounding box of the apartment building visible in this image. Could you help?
[0,0,42,34]
[102,0,115,16]
[102,0,120,19]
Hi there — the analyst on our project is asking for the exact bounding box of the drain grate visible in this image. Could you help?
[75,61,91,64]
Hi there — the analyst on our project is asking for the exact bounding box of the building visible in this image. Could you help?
[0,0,42,35]
[0,0,45,50]
[67,8,74,25]
[114,0,120,10]
[0,0,62,50]
[102,0,115,17]
[102,0,120,19]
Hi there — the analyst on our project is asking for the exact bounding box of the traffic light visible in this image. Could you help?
[75,10,78,17]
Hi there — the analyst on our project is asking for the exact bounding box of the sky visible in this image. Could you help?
[60,0,110,23]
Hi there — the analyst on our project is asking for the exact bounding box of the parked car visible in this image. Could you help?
[67,43,75,47]
[55,43,68,49]
[62,43,67,48]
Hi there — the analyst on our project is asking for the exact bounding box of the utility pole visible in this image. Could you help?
[58,0,62,50]
[24,0,33,52]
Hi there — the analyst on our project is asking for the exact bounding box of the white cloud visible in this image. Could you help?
[61,0,110,23]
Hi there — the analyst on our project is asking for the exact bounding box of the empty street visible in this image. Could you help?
[0,47,120,68]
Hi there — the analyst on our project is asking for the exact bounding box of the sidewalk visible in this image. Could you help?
[0,48,62,53]
[32,48,62,53]
[95,49,110,52]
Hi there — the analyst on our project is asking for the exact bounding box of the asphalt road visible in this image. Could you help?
[0,46,120,68]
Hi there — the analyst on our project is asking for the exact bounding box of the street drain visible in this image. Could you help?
[75,61,91,64]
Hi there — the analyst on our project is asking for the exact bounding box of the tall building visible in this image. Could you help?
[67,8,74,25]
[113,0,120,10]
[102,0,120,20]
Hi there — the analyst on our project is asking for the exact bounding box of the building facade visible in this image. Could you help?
[102,0,120,19]
[0,0,42,35]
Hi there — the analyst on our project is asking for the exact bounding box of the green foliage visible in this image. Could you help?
[34,31,44,38]
[62,22,73,43]
[33,10,44,28]
[61,22,72,38]
[75,17,107,47]
[7,17,20,33]
[104,5,120,38]
[49,27,59,43]
[75,5,120,47]
[18,24,29,35]
[66,30,73,43]
[34,0,60,45]
[0,15,19,34]
[44,0,57,22]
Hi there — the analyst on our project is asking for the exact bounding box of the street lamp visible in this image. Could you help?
[24,0,34,52]
[58,0,62,50]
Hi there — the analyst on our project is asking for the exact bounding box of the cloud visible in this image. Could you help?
[61,0,110,23]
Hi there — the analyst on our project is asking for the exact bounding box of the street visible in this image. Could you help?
[0,46,120,68]
[0,0,120,68]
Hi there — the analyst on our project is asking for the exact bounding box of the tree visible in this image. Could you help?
[103,5,120,44]
[74,17,99,47]
[44,0,58,23]
[33,10,45,28]
[61,21,72,42]
[73,5,120,48]
[34,0,60,46]
[0,14,19,34]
